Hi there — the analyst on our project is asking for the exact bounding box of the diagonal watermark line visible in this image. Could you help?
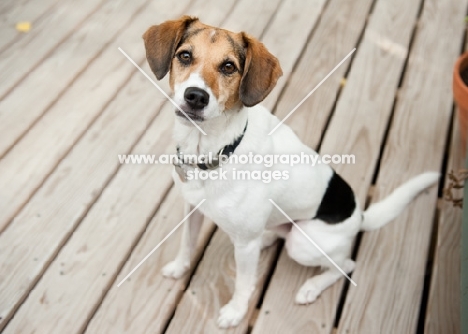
[117,199,206,287]
[268,48,356,135]
[269,199,357,286]
[118,47,207,135]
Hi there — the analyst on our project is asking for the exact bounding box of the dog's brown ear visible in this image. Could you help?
[239,33,283,107]
[142,16,198,80]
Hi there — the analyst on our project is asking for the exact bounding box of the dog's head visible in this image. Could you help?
[143,16,282,123]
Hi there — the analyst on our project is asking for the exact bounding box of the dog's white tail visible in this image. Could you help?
[361,172,440,231]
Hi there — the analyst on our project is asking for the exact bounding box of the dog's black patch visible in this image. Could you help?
[313,171,356,224]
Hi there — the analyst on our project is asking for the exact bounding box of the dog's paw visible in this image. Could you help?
[261,231,278,250]
[161,259,189,279]
[342,259,356,273]
[217,302,247,328]
[295,281,321,305]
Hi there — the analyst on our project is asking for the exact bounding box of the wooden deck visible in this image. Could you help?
[0,0,467,333]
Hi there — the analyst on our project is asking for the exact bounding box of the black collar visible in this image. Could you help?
[175,120,248,170]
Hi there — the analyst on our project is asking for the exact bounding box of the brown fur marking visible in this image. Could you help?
[143,17,283,110]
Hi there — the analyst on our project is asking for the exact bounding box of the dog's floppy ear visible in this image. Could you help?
[142,16,198,80]
[239,33,283,107]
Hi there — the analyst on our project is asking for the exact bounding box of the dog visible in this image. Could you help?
[142,16,439,328]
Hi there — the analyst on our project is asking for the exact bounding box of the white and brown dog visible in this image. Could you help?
[143,16,439,328]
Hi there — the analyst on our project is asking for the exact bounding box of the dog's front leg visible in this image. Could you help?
[162,202,204,279]
[217,236,262,328]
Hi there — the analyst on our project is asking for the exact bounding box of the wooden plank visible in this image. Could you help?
[0,0,185,233]
[0,0,35,16]
[85,189,216,334]
[1,108,176,333]
[86,0,285,332]
[271,0,370,148]
[0,0,151,159]
[337,0,468,332]
[162,1,330,333]
[0,0,196,326]
[0,0,35,12]
[225,0,283,41]
[87,1,286,332]
[256,251,327,332]
[261,0,326,111]
[0,0,106,99]
[424,31,468,334]
[424,119,463,334]
[0,0,59,52]
[0,0,14,12]
[0,72,167,331]
[167,232,280,334]
[88,1,328,332]
[0,1,234,331]
[253,0,427,330]
[462,149,468,334]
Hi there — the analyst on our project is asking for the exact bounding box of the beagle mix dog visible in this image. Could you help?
[143,16,439,328]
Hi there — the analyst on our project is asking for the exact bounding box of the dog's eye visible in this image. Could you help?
[220,62,237,75]
[177,51,192,64]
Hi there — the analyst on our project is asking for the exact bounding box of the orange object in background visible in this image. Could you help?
[454,52,468,154]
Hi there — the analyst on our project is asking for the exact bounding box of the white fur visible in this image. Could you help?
[361,172,440,231]
[173,72,231,122]
[163,67,439,328]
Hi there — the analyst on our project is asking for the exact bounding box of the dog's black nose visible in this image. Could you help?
[184,87,209,110]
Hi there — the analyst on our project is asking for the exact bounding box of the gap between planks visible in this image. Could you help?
[0,0,60,53]
[253,0,418,331]
[0,0,197,329]
[424,16,468,331]
[336,0,468,331]
[0,0,108,101]
[0,0,256,332]
[87,1,332,332]
[0,0,168,234]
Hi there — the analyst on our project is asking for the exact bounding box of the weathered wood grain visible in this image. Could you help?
[260,0,327,111]
[337,0,468,332]
[0,0,106,99]
[0,0,464,332]
[0,0,153,159]
[0,0,196,327]
[85,189,216,334]
[0,73,168,331]
[164,1,331,332]
[0,0,58,53]
[424,120,463,334]
[272,0,370,149]
[254,251,326,333]
[253,0,425,330]
[0,0,187,233]
[0,0,236,332]
[1,108,176,333]
[166,231,280,334]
